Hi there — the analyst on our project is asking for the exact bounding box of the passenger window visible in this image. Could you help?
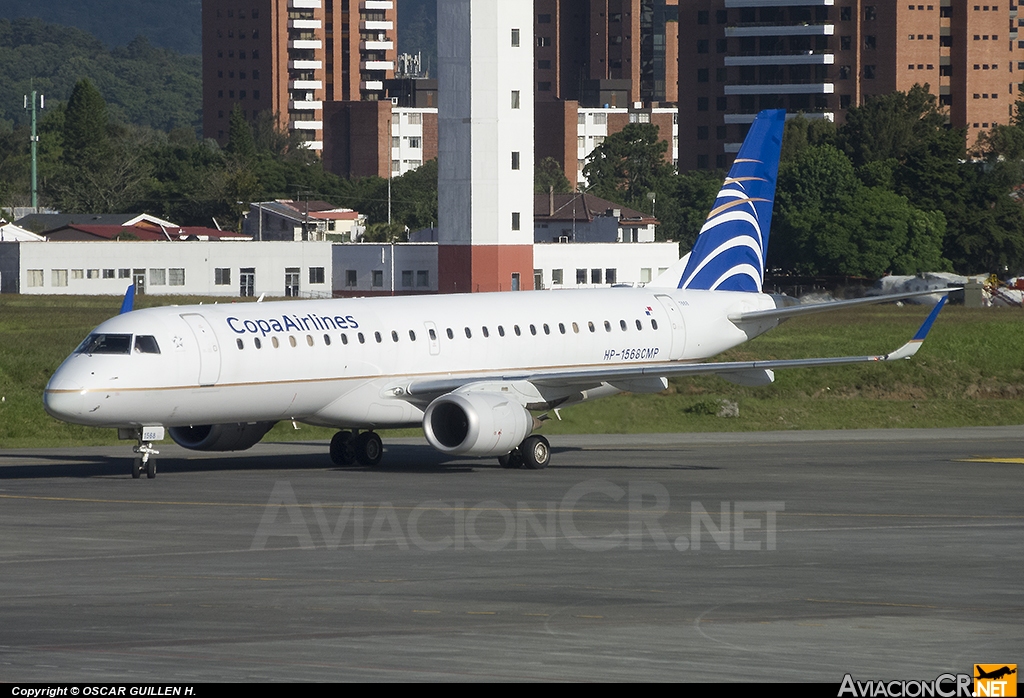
[254,338,262,349]
[428,328,436,341]
[620,320,628,331]
[392,330,399,342]
[558,323,566,334]
[482,326,489,338]
[358,333,365,344]
[572,322,579,333]
[651,319,658,330]
[236,338,244,350]
[543,324,550,335]
[409,330,416,341]
[530,324,537,336]
[134,335,161,354]
[375,332,382,343]
[514,325,522,336]
[446,328,454,339]
[636,319,643,330]
[272,337,280,348]
[604,321,612,332]
[341,334,348,345]
[465,327,472,338]
[498,326,505,337]
[306,335,314,346]
[324,334,331,346]
[588,321,595,332]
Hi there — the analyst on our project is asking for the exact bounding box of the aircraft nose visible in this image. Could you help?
[43,374,85,421]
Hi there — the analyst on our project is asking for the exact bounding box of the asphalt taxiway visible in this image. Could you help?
[1,427,1021,682]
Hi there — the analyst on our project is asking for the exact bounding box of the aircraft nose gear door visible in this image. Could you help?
[654,294,687,360]
[180,313,222,386]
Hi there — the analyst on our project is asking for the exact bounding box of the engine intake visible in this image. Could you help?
[168,422,276,451]
[423,392,533,457]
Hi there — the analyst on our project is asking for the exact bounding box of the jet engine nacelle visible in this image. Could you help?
[422,391,533,457]
[168,422,276,451]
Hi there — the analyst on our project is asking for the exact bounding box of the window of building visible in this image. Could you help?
[284,268,299,296]
[309,267,325,284]
[865,35,876,49]
[864,65,876,79]
[215,268,231,286]
[512,151,520,170]
[511,90,520,109]
[401,270,413,287]
[372,270,384,287]
[552,269,563,285]
[71,269,83,280]
[511,28,520,47]
[416,270,429,287]
[606,269,617,284]
[27,269,43,287]
[150,269,166,286]
[512,212,521,230]
[591,269,603,284]
[240,268,255,297]
[576,268,587,284]
[537,36,551,47]
[538,81,552,91]
[865,6,876,20]
[169,268,185,286]
[593,112,607,125]
[103,269,115,279]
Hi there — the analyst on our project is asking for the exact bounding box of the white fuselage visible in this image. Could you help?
[43,287,779,430]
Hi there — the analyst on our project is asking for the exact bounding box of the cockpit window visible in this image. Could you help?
[76,333,133,355]
[134,335,161,354]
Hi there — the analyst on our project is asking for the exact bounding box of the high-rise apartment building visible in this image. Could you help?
[202,0,397,152]
[534,0,679,107]
[678,1,1023,171]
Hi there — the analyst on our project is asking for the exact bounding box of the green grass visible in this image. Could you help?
[2,295,1024,448]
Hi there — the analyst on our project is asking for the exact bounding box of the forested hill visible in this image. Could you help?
[0,17,201,132]
[0,0,200,54]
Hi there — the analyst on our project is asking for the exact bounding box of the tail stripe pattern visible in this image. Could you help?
[677,109,786,293]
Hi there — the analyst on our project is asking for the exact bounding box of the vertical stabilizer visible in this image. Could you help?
[677,109,786,292]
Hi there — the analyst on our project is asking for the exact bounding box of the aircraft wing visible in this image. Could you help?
[405,296,947,399]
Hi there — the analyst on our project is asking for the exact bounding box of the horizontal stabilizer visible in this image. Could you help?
[728,288,957,324]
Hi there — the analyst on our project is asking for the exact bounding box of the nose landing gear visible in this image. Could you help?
[132,441,159,479]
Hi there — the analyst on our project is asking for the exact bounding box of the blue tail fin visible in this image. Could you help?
[677,109,786,292]
[119,284,135,314]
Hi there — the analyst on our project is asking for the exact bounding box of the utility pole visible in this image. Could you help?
[24,86,43,211]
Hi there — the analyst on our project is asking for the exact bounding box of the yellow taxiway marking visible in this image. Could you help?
[806,598,939,609]
[957,457,1024,464]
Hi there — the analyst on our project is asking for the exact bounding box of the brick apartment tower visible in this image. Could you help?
[202,0,398,153]
[677,1,1023,172]
[437,0,535,293]
[533,1,679,185]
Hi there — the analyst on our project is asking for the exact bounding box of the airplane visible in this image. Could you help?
[975,666,1017,681]
[43,110,952,478]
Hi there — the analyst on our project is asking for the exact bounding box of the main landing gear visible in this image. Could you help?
[329,430,383,467]
[132,440,159,479]
[498,435,551,470]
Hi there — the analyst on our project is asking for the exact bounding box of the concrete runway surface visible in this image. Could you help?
[1,427,1021,682]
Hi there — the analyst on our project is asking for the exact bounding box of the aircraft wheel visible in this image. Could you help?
[132,458,143,479]
[520,435,550,470]
[146,458,157,479]
[330,430,356,466]
[354,431,383,466]
[498,448,523,469]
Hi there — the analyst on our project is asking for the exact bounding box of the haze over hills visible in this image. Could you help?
[0,0,437,62]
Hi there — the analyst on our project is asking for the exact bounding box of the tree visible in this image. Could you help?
[535,156,572,194]
[224,104,256,161]
[62,78,109,169]
[582,123,674,207]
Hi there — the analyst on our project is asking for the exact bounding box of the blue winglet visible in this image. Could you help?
[913,295,947,341]
[884,295,948,361]
[119,284,135,314]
